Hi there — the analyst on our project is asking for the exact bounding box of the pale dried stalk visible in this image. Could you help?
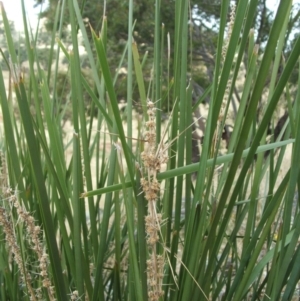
[140,99,168,301]
[213,3,236,154]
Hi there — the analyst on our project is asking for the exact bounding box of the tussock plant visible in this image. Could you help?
[0,0,300,300]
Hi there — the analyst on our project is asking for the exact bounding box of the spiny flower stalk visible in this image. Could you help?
[12,192,56,301]
[0,152,56,300]
[0,152,37,300]
[219,2,236,118]
[221,2,236,61]
[213,3,236,155]
[0,206,37,301]
[140,99,168,301]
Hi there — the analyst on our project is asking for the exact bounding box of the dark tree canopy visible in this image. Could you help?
[32,0,300,95]
[34,0,299,54]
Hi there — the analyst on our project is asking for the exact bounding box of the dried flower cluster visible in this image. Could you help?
[70,290,79,301]
[140,99,168,301]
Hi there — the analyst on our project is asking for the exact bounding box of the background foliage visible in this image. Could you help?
[34,0,300,83]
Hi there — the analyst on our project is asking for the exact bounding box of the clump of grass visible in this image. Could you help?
[1,0,300,300]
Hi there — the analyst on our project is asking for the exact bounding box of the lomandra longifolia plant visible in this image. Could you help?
[1,0,300,300]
